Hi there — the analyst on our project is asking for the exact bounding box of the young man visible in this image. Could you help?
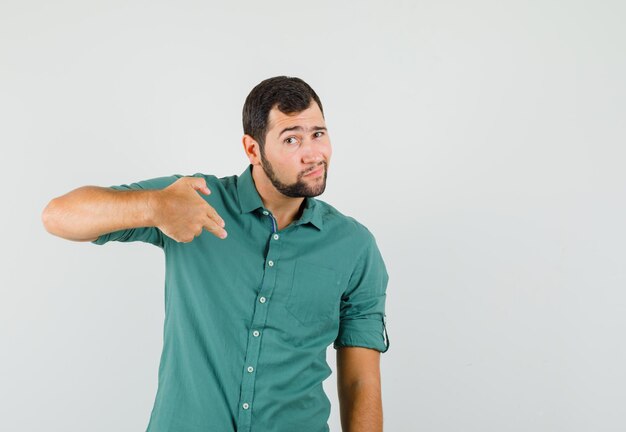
[42,76,390,432]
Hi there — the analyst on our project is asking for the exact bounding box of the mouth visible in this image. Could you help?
[303,165,324,177]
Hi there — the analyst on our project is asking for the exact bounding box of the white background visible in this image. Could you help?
[1,0,625,431]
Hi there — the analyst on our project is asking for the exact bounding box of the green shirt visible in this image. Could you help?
[92,164,390,432]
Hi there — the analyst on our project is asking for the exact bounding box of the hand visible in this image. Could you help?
[152,177,227,242]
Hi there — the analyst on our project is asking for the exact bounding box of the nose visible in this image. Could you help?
[303,152,323,164]
[301,139,324,162]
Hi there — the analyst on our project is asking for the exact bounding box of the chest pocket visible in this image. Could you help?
[285,260,342,325]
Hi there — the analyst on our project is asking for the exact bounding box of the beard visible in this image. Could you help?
[258,149,327,198]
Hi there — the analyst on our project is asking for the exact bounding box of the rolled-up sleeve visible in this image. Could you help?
[333,230,390,353]
[90,174,183,248]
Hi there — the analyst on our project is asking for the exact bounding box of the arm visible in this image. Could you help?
[41,177,226,243]
[337,346,383,432]
[41,186,160,242]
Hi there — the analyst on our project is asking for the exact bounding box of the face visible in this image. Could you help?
[257,102,332,198]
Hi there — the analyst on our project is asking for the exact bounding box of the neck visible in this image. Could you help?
[251,164,306,228]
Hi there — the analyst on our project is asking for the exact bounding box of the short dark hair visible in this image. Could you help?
[242,76,324,150]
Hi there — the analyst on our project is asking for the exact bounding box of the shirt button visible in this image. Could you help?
[273,234,279,240]
[253,330,260,337]
[243,403,250,410]
[262,210,269,215]
[268,260,274,267]
[247,366,254,373]
[259,296,266,303]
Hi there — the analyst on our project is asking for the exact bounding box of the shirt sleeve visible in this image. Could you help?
[333,229,390,353]
[90,174,183,248]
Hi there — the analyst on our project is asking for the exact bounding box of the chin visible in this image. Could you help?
[308,184,327,197]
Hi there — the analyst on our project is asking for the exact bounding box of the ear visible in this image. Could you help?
[242,134,261,165]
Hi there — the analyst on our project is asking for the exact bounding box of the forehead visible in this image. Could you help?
[267,102,325,135]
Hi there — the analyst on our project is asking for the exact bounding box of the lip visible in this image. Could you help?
[304,166,324,177]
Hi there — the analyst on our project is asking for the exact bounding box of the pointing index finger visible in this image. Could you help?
[205,204,225,228]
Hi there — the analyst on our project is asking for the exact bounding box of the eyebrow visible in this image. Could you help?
[278,125,327,137]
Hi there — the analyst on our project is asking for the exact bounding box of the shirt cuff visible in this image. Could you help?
[333,315,390,353]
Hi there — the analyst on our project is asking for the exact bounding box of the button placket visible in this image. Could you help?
[236,210,284,432]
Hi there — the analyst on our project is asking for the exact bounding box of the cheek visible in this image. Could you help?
[324,142,332,159]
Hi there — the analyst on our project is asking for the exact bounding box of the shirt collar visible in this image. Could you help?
[237,164,323,231]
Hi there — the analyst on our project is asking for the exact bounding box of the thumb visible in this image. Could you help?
[189,177,211,195]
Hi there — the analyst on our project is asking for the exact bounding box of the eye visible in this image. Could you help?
[284,137,299,145]
[314,131,325,138]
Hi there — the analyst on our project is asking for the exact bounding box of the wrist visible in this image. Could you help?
[145,190,162,227]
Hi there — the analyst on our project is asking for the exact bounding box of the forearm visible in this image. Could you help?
[42,186,159,241]
[338,380,383,432]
